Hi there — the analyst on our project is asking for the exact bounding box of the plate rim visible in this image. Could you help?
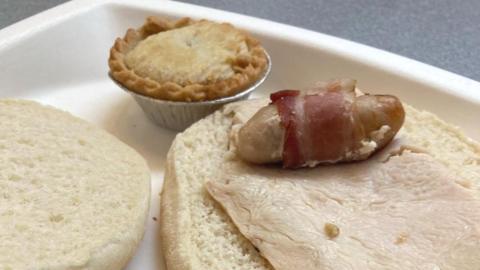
[1,0,478,105]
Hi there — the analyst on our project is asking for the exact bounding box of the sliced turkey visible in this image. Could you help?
[207,152,480,270]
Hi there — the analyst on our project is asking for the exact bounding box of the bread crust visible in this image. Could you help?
[161,142,196,270]
[109,16,268,102]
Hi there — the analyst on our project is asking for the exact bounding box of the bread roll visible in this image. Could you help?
[0,99,150,270]
[161,98,480,270]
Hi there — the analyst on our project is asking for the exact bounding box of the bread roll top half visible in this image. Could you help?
[0,99,151,270]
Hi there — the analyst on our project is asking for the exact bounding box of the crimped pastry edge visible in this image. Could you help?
[108,16,268,102]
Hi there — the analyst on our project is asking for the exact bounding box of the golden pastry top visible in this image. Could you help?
[125,21,248,86]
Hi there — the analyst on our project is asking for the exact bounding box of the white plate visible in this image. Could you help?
[0,0,479,269]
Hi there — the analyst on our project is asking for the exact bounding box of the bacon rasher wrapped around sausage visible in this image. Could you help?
[237,79,405,168]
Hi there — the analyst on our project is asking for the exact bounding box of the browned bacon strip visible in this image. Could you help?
[271,90,303,167]
[271,84,363,168]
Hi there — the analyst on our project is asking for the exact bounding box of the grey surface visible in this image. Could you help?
[0,0,67,27]
[1,0,479,81]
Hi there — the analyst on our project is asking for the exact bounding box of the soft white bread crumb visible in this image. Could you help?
[161,99,480,270]
[400,105,480,191]
[0,99,151,270]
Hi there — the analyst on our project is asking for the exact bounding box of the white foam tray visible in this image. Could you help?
[1,0,479,269]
